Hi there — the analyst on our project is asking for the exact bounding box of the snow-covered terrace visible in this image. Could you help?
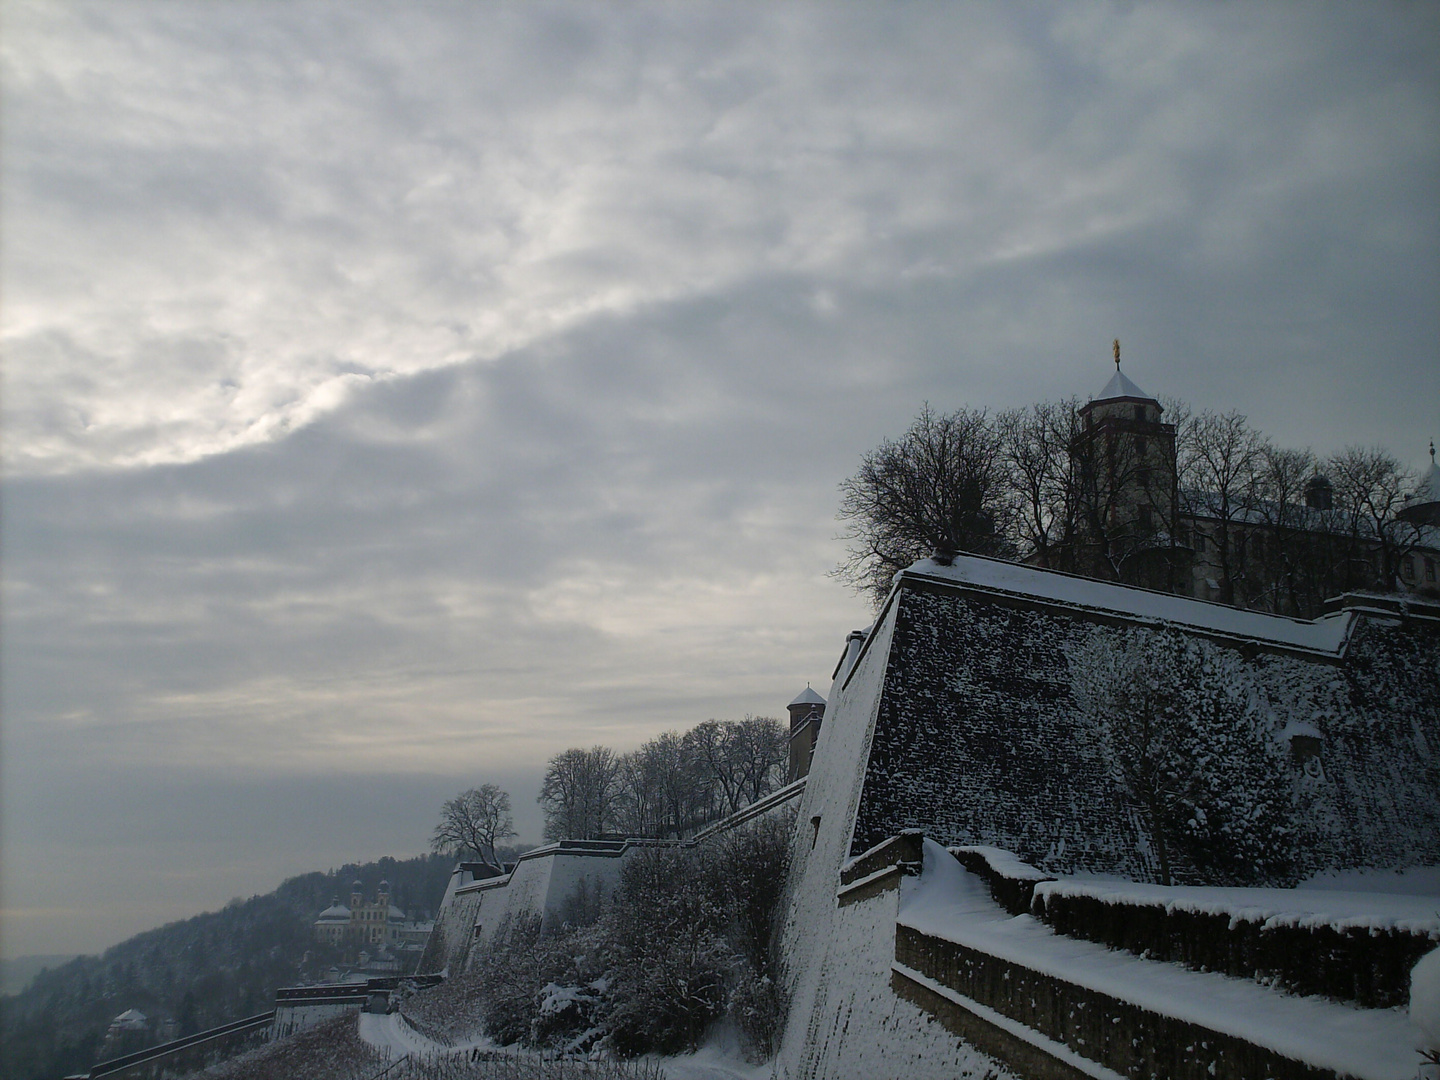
[1033,878,1440,938]
[898,839,1428,1080]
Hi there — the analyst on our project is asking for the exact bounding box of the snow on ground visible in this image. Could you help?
[1033,877,1440,935]
[644,1044,773,1080]
[356,1010,771,1079]
[1413,949,1440,1051]
[358,1011,494,1055]
[1302,865,1440,897]
[899,839,1427,1080]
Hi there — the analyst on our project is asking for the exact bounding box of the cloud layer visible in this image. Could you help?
[3,1,1437,954]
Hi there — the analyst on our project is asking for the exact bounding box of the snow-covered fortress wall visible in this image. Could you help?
[777,555,1439,1078]
[420,780,806,975]
[847,557,1438,882]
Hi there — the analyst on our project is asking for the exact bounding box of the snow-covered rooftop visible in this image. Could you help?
[789,685,826,707]
[1417,457,1440,503]
[1093,367,1155,403]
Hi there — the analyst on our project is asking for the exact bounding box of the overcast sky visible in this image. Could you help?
[3,1,1437,959]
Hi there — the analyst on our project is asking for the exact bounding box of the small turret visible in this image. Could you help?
[1304,476,1334,511]
[1399,441,1440,526]
[788,684,827,782]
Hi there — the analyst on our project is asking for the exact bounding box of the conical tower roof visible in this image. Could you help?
[789,684,826,707]
[1094,367,1155,403]
[1419,441,1440,501]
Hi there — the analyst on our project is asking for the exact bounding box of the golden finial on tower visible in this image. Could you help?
[1113,338,1121,370]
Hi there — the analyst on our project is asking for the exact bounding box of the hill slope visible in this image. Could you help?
[0,853,454,1080]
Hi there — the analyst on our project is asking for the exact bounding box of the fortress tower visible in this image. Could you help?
[1071,341,1182,590]
[787,685,826,782]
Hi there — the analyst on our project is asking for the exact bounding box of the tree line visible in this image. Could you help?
[837,398,1434,615]
[538,717,788,842]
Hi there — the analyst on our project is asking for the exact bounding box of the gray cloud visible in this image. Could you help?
[3,0,1437,955]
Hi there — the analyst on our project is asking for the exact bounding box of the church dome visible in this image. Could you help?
[318,898,351,922]
[1400,445,1440,525]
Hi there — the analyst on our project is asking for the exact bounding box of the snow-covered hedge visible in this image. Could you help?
[1030,877,1440,1008]
[948,845,1052,915]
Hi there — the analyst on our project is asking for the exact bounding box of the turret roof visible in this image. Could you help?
[790,685,826,707]
[1094,368,1156,404]
[1420,457,1440,503]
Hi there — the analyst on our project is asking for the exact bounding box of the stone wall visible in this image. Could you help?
[850,574,1440,884]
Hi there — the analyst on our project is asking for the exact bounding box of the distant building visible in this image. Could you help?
[107,1008,148,1036]
[1049,354,1439,612]
[99,1008,153,1059]
[313,879,434,953]
[314,897,352,945]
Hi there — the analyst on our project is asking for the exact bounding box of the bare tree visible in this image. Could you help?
[1178,410,1264,605]
[998,399,1086,571]
[728,716,789,806]
[615,732,710,839]
[539,746,622,841]
[836,404,1012,605]
[431,784,516,864]
[683,716,788,816]
[1248,445,1328,615]
[1328,446,1423,591]
[614,747,666,839]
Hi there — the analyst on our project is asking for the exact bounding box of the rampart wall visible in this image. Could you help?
[420,777,806,975]
[852,565,1440,883]
[777,555,1439,1079]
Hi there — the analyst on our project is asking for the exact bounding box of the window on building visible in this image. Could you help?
[1403,556,1415,579]
[1134,405,1145,422]
[1138,505,1152,530]
[1135,437,1147,457]
[1427,558,1436,583]
[1195,534,1207,553]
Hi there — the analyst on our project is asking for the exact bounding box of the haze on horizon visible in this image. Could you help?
[2,0,1437,960]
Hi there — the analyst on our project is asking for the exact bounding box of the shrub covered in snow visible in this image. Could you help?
[404,814,793,1061]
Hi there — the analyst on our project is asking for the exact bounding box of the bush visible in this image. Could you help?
[421,813,796,1061]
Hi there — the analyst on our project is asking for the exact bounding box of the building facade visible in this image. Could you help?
[313,879,433,952]
[1054,358,1439,614]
